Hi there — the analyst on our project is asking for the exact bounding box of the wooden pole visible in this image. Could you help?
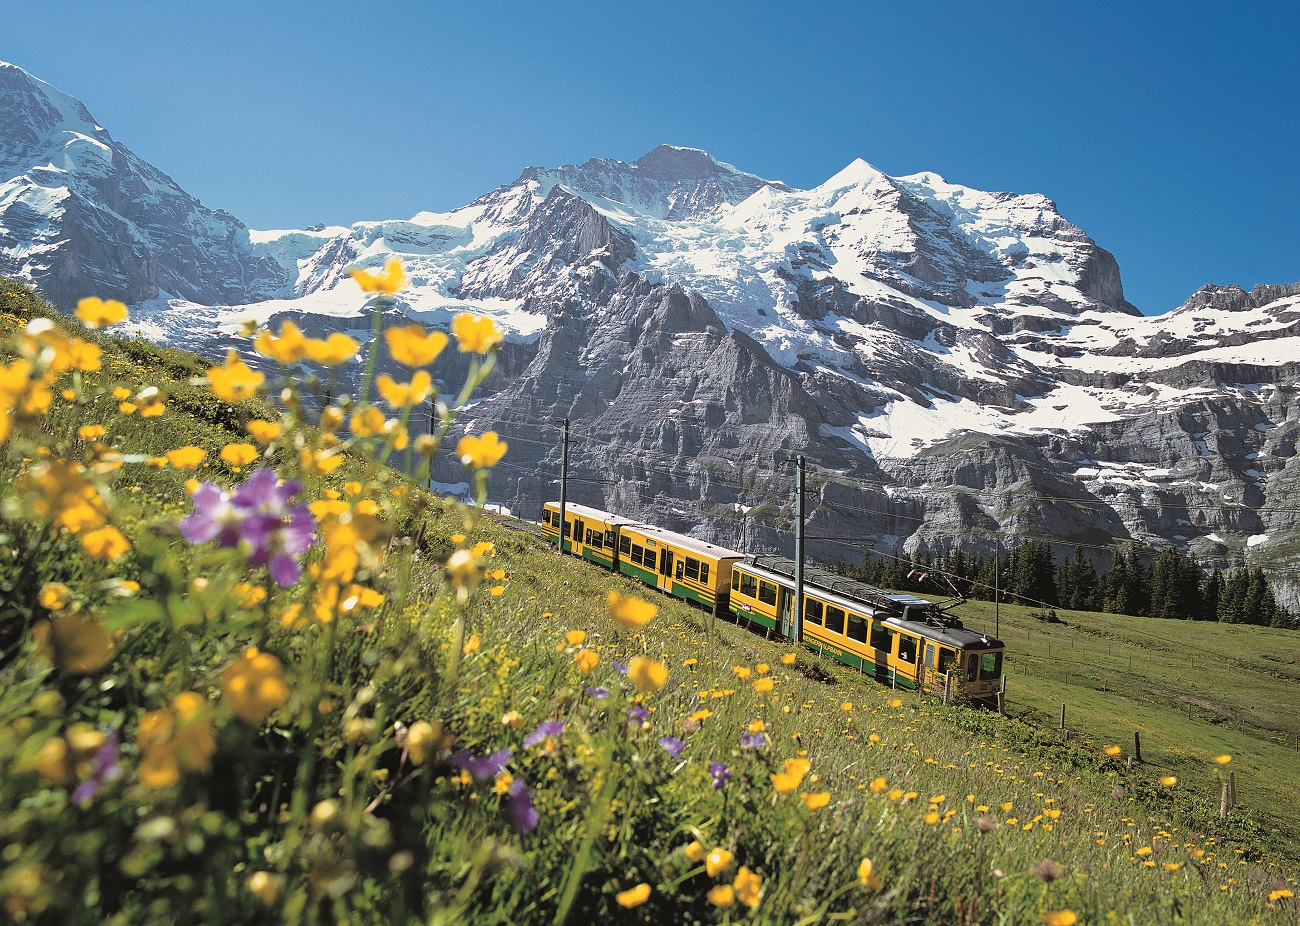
[1133,731,1142,763]
[1059,703,1066,730]
[1220,782,1229,821]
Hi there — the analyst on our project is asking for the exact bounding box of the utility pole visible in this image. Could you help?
[794,454,805,645]
[994,534,1001,640]
[558,418,569,556]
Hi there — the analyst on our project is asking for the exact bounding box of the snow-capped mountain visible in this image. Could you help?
[0,61,288,308]
[4,60,1299,603]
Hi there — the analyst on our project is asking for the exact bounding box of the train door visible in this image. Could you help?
[571,517,584,555]
[777,588,793,638]
[868,621,892,684]
[922,642,944,693]
[658,547,674,593]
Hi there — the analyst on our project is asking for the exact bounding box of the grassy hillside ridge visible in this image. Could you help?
[2,279,1297,923]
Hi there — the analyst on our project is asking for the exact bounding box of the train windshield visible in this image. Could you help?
[979,651,1002,680]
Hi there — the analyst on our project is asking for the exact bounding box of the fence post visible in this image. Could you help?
[943,671,951,706]
[1220,782,1229,821]
[997,690,1004,714]
[1133,731,1142,763]
[1059,703,1066,730]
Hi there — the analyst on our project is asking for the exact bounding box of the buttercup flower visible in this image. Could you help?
[628,656,668,691]
[452,313,503,353]
[208,351,264,403]
[303,333,359,365]
[75,297,128,328]
[615,883,650,909]
[574,649,600,673]
[457,431,507,469]
[222,647,290,724]
[253,320,307,363]
[706,848,734,878]
[858,857,881,889]
[349,259,405,294]
[386,325,448,366]
[607,591,657,629]
[733,867,762,908]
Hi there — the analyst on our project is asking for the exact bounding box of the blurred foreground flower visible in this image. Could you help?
[349,259,406,295]
[181,468,316,586]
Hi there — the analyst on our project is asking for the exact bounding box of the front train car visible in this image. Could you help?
[729,555,1004,705]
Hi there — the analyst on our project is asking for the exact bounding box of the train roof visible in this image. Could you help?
[883,615,1002,651]
[632,523,744,562]
[543,500,641,525]
[542,501,742,561]
[742,555,933,612]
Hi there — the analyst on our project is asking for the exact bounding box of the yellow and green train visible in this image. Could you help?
[539,501,1004,704]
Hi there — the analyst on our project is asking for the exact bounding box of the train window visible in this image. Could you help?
[700,562,709,584]
[584,528,594,546]
[620,535,631,555]
[563,521,571,538]
[938,648,956,674]
[631,544,645,566]
[870,622,891,651]
[980,651,1002,680]
[732,570,741,592]
[847,614,867,643]
[924,643,936,669]
[758,581,777,606]
[804,598,823,626]
[684,557,701,581]
[738,572,757,598]
[825,606,845,635]
[605,530,615,547]
[543,510,552,525]
[897,635,918,664]
[574,519,584,540]
[964,652,979,681]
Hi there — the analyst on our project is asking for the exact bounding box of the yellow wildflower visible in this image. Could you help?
[166,446,208,469]
[574,650,600,673]
[457,431,507,468]
[220,443,258,466]
[1160,776,1177,787]
[780,652,796,664]
[628,656,668,691]
[140,401,166,417]
[565,629,587,646]
[615,883,650,908]
[886,698,902,708]
[684,841,706,863]
[770,758,811,793]
[733,867,762,908]
[252,320,306,363]
[39,582,70,610]
[386,325,448,366]
[801,792,831,809]
[348,259,405,294]
[752,677,774,693]
[377,370,433,408]
[606,591,657,629]
[302,332,359,365]
[222,647,289,724]
[463,634,481,654]
[1213,754,1232,765]
[1044,912,1077,926]
[858,857,881,889]
[75,297,128,328]
[1104,745,1121,757]
[706,848,734,878]
[406,721,437,765]
[77,424,105,440]
[208,350,264,402]
[81,525,130,560]
[245,419,282,443]
[452,313,503,352]
[732,666,752,679]
[707,884,734,907]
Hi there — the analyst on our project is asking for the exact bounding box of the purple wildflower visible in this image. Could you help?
[449,747,513,783]
[709,761,732,790]
[658,736,685,759]
[524,721,565,749]
[181,468,316,586]
[627,706,649,728]
[506,777,539,834]
[584,686,610,700]
[611,659,629,675]
[739,731,767,749]
[71,730,121,804]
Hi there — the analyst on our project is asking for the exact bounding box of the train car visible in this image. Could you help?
[539,501,638,570]
[540,501,743,611]
[615,521,743,611]
[729,555,1003,703]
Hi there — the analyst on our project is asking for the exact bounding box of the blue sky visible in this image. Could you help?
[8,0,1297,313]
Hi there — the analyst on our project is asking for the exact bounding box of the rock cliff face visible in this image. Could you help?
[3,61,1299,605]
